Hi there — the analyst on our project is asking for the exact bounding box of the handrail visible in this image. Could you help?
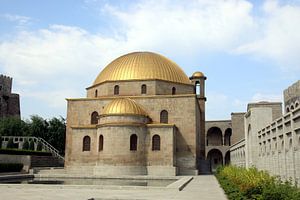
[1,136,64,161]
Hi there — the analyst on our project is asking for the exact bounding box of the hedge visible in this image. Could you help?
[216,166,300,200]
[0,148,52,156]
[0,163,23,172]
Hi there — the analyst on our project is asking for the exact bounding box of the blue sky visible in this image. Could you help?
[0,0,299,120]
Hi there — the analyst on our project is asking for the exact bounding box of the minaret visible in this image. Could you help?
[190,71,207,172]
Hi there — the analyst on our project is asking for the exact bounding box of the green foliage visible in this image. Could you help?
[0,148,52,156]
[0,115,66,154]
[6,138,15,148]
[0,117,28,136]
[29,140,35,150]
[36,141,43,151]
[216,166,300,200]
[0,163,23,172]
[22,139,29,150]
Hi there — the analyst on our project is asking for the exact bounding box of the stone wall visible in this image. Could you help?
[0,74,20,118]
[86,80,194,98]
[284,80,300,113]
[231,112,245,144]
[66,94,200,175]
[230,139,246,167]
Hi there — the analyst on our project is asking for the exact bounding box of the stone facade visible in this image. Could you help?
[0,74,20,118]
[284,80,300,113]
[230,80,300,182]
[65,52,207,176]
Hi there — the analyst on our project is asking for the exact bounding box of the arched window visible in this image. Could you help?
[160,110,168,123]
[99,135,103,151]
[291,105,294,110]
[296,102,299,108]
[91,111,99,124]
[172,87,176,95]
[82,136,91,151]
[130,134,137,151]
[152,135,160,151]
[286,107,290,113]
[114,85,119,95]
[141,84,147,94]
[95,89,98,97]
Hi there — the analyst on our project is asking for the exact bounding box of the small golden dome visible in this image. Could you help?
[93,52,191,85]
[102,98,147,116]
[192,71,204,78]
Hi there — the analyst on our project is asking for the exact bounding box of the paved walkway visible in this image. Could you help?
[0,175,227,200]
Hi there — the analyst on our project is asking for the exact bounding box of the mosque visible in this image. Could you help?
[65,52,207,176]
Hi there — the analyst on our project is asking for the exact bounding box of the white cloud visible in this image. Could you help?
[0,0,299,118]
[2,14,32,28]
[251,93,282,102]
[234,0,300,70]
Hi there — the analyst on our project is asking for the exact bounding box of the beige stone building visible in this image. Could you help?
[65,52,207,176]
[230,80,300,182]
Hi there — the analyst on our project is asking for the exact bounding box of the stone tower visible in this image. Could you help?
[190,72,207,168]
[0,74,20,118]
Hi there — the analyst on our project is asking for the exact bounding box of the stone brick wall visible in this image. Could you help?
[86,80,194,98]
[231,112,245,144]
[283,80,300,113]
[0,74,20,118]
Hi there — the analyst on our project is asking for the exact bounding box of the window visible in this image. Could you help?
[296,102,299,108]
[291,105,294,110]
[172,87,176,95]
[152,135,160,151]
[99,135,103,151]
[130,134,137,151]
[160,110,168,123]
[287,107,290,113]
[95,90,98,97]
[141,84,147,94]
[114,85,119,95]
[91,111,99,124]
[82,136,91,151]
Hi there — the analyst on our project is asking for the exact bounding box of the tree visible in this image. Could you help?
[47,117,66,154]
[0,117,28,137]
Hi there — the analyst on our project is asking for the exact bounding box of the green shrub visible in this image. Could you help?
[22,139,29,150]
[0,148,51,156]
[36,141,43,151]
[29,140,35,150]
[216,166,300,200]
[6,138,15,148]
[0,163,23,172]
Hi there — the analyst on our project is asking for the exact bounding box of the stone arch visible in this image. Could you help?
[224,128,232,146]
[91,111,99,125]
[286,107,290,113]
[82,136,91,151]
[295,101,299,108]
[99,135,103,151]
[291,104,295,111]
[207,127,222,146]
[141,84,147,94]
[207,149,223,172]
[130,134,137,151]
[114,85,119,95]
[160,110,168,123]
[172,87,176,95]
[152,134,160,151]
[225,151,230,165]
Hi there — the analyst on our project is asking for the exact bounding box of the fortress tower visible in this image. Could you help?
[0,74,20,118]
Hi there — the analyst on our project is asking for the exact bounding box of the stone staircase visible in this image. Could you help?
[31,155,64,168]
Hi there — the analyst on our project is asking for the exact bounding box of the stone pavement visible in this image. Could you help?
[0,175,227,200]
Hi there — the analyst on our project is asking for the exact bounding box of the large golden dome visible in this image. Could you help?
[93,52,191,85]
[102,98,147,116]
